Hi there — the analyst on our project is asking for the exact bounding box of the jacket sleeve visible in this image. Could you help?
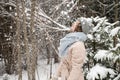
[68,41,86,80]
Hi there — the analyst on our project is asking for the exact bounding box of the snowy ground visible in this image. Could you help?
[0,59,59,80]
[0,59,119,80]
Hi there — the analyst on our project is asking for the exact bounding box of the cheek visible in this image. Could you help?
[70,26,75,31]
[73,24,76,28]
[71,23,78,31]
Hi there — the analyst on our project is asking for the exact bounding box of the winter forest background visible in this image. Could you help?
[0,0,120,80]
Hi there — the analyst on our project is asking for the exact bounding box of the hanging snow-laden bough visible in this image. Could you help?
[36,8,69,30]
[86,64,116,80]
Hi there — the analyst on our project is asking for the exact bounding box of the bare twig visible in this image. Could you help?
[96,0,107,7]
[106,2,120,15]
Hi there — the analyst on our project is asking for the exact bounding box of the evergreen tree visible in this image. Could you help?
[84,16,120,80]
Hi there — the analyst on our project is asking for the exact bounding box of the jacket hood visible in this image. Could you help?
[58,32,87,57]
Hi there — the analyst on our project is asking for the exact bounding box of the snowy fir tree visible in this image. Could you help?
[84,16,120,80]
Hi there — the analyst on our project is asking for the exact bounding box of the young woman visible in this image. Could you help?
[53,18,91,80]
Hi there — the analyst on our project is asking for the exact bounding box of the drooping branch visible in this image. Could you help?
[37,9,68,29]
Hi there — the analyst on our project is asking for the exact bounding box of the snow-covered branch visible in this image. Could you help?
[110,26,120,36]
[37,8,69,30]
[94,50,114,61]
[87,64,116,80]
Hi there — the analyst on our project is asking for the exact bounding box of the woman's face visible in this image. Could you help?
[70,20,80,32]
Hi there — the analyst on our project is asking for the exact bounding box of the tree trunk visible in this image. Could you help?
[30,0,37,80]
[16,0,22,79]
